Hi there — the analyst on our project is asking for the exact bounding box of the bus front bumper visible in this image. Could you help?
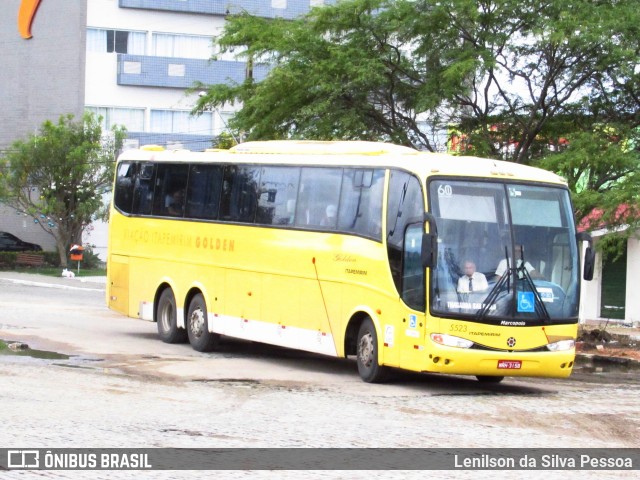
[420,344,576,378]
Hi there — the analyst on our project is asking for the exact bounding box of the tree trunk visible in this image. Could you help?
[56,237,68,268]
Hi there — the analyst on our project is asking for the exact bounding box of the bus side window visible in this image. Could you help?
[256,167,301,225]
[338,168,384,240]
[152,163,189,217]
[295,167,342,229]
[132,162,155,215]
[220,165,260,223]
[186,164,223,220]
[386,171,424,301]
[114,162,136,214]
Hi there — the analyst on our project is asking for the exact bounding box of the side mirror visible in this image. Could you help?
[577,232,595,281]
[421,232,438,269]
[583,246,595,281]
[421,213,438,269]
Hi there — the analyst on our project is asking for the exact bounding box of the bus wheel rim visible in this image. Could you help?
[160,303,173,332]
[358,333,374,368]
[190,308,205,337]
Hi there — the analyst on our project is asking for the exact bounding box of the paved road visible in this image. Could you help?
[0,273,638,479]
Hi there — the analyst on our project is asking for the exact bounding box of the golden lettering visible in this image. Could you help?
[194,236,236,252]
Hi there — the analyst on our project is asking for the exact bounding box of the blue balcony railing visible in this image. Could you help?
[118,0,335,20]
[117,54,269,88]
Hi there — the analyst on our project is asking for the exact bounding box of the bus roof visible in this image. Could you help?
[118,141,566,186]
[229,140,417,156]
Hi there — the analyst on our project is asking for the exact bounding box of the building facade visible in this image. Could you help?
[1,0,330,154]
[580,233,640,326]
[0,0,332,254]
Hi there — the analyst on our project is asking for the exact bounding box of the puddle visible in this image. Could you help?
[574,355,640,374]
[0,339,70,360]
[574,363,635,375]
[570,356,640,385]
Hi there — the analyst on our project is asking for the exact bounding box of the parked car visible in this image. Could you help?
[0,232,43,252]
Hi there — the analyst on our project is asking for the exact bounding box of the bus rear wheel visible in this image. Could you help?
[356,317,389,383]
[186,293,220,352]
[476,375,504,384]
[157,288,187,343]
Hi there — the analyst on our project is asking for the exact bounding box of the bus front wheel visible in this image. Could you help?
[187,293,220,352]
[356,318,389,383]
[157,288,187,343]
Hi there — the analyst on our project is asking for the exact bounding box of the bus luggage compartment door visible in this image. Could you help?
[108,255,130,316]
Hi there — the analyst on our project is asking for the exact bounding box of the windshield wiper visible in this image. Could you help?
[476,247,511,321]
[475,246,551,323]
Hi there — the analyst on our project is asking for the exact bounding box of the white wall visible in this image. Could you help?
[83,218,109,262]
[626,236,640,323]
[85,0,226,113]
[579,239,602,323]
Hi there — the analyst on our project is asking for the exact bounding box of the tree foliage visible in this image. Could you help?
[537,125,639,249]
[193,0,639,238]
[0,113,126,266]
[195,0,639,156]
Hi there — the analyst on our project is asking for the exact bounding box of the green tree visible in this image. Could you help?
[408,0,640,163]
[194,0,639,162]
[538,126,640,255]
[213,131,238,149]
[0,113,126,266]
[194,0,442,149]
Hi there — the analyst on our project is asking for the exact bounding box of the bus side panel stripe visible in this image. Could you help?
[210,313,338,357]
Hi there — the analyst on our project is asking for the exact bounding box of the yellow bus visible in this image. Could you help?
[107,140,594,383]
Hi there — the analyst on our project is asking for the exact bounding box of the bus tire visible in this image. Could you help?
[186,293,220,352]
[356,317,389,383]
[157,288,187,343]
[476,375,504,384]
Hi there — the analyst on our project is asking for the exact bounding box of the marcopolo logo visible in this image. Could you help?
[18,0,43,39]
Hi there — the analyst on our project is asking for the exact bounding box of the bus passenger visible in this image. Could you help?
[166,188,185,216]
[495,245,541,280]
[457,260,488,293]
[320,204,337,227]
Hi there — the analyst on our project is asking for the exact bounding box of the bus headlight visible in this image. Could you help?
[546,339,575,352]
[431,333,474,349]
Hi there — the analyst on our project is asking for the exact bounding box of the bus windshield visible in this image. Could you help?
[429,180,579,324]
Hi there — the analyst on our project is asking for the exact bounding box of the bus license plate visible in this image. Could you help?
[497,360,522,369]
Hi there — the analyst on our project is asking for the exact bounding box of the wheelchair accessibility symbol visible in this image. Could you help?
[517,292,535,313]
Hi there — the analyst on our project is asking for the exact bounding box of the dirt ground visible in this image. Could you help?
[577,325,640,362]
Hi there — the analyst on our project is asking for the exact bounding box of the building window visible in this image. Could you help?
[87,28,146,54]
[150,110,212,135]
[152,33,213,59]
[167,64,186,77]
[272,0,287,8]
[123,61,142,74]
[86,107,145,132]
[215,111,234,135]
